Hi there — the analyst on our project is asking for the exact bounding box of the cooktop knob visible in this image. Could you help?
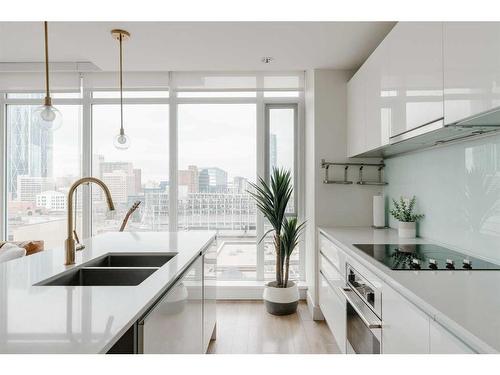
[428,258,438,269]
[446,259,455,269]
[411,258,421,269]
[463,259,472,269]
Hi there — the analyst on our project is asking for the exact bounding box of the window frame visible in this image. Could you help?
[264,103,299,216]
[0,74,305,283]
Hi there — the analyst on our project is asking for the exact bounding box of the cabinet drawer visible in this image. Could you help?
[319,271,346,353]
[319,233,345,275]
[320,253,345,294]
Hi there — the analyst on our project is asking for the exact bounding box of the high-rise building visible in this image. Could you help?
[143,186,169,230]
[133,168,142,194]
[179,165,199,193]
[99,161,141,202]
[36,190,66,211]
[102,170,128,204]
[17,176,55,202]
[270,133,277,171]
[7,105,54,199]
[99,161,133,176]
[233,176,249,194]
[199,167,228,193]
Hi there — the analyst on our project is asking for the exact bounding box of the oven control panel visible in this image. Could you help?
[346,263,382,318]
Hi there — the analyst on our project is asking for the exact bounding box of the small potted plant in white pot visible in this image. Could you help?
[248,168,306,316]
[389,196,424,238]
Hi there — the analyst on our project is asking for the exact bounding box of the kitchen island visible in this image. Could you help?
[318,227,500,354]
[0,231,216,354]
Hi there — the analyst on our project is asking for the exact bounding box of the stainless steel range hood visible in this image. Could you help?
[355,108,500,158]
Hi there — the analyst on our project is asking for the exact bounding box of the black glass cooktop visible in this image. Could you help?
[353,243,500,270]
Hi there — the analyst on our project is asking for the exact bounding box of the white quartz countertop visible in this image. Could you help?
[0,231,216,354]
[319,226,500,354]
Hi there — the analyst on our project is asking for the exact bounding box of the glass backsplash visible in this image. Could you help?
[384,133,500,262]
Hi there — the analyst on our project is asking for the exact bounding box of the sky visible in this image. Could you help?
[29,102,294,185]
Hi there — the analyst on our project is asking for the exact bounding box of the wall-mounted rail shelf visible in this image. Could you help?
[321,159,388,185]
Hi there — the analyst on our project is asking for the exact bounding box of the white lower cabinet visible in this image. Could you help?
[429,320,475,354]
[382,284,430,354]
[319,253,346,353]
[138,256,204,354]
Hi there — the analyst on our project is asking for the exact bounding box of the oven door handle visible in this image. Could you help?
[339,287,382,329]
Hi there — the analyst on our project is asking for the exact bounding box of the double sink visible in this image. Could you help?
[36,253,177,286]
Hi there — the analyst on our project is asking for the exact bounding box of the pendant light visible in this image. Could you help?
[34,21,62,131]
[111,29,131,150]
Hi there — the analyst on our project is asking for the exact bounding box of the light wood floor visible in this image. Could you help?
[207,300,341,354]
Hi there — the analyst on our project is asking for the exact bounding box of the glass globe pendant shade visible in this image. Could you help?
[34,103,62,131]
[113,129,131,150]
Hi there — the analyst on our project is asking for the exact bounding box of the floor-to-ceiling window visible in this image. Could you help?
[91,101,169,234]
[0,72,304,289]
[178,103,257,280]
[4,93,82,249]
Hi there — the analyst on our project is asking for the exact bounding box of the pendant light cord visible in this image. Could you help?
[119,33,124,134]
[44,21,51,103]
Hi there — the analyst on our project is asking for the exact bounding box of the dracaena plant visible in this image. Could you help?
[389,196,424,223]
[247,168,305,288]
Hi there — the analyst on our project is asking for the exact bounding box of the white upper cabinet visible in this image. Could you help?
[364,37,391,150]
[347,22,445,156]
[443,22,500,124]
[347,67,366,157]
[388,22,444,138]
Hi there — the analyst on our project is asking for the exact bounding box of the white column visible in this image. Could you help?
[168,82,178,232]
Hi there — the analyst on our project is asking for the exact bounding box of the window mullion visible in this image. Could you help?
[256,87,265,281]
[0,94,6,240]
[169,89,178,232]
[82,86,92,238]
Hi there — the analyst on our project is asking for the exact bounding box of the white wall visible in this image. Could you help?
[304,69,383,319]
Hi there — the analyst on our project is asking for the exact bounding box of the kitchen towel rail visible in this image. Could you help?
[320,159,388,185]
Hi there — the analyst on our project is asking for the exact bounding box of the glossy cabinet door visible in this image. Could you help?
[382,284,430,353]
[203,241,217,352]
[319,271,346,353]
[429,320,475,354]
[347,67,366,157]
[444,22,500,124]
[364,36,391,151]
[139,256,203,354]
[388,22,444,138]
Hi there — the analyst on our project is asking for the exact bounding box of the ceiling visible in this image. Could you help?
[0,22,395,71]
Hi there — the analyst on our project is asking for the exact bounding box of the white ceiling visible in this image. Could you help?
[0,22,395,71]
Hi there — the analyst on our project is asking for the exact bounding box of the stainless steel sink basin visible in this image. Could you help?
[36,267,158,286]
[83,253,176,268]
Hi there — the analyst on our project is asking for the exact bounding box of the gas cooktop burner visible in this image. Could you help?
[352,244,500,271]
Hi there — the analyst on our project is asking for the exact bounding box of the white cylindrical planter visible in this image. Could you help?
[263,281,299,315]
[398,221,416,238]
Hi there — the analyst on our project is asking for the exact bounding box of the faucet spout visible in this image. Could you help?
[65,177,115,265]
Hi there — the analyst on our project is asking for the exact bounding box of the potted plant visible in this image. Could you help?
[389,196,424,238]
[248,168,306,316]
